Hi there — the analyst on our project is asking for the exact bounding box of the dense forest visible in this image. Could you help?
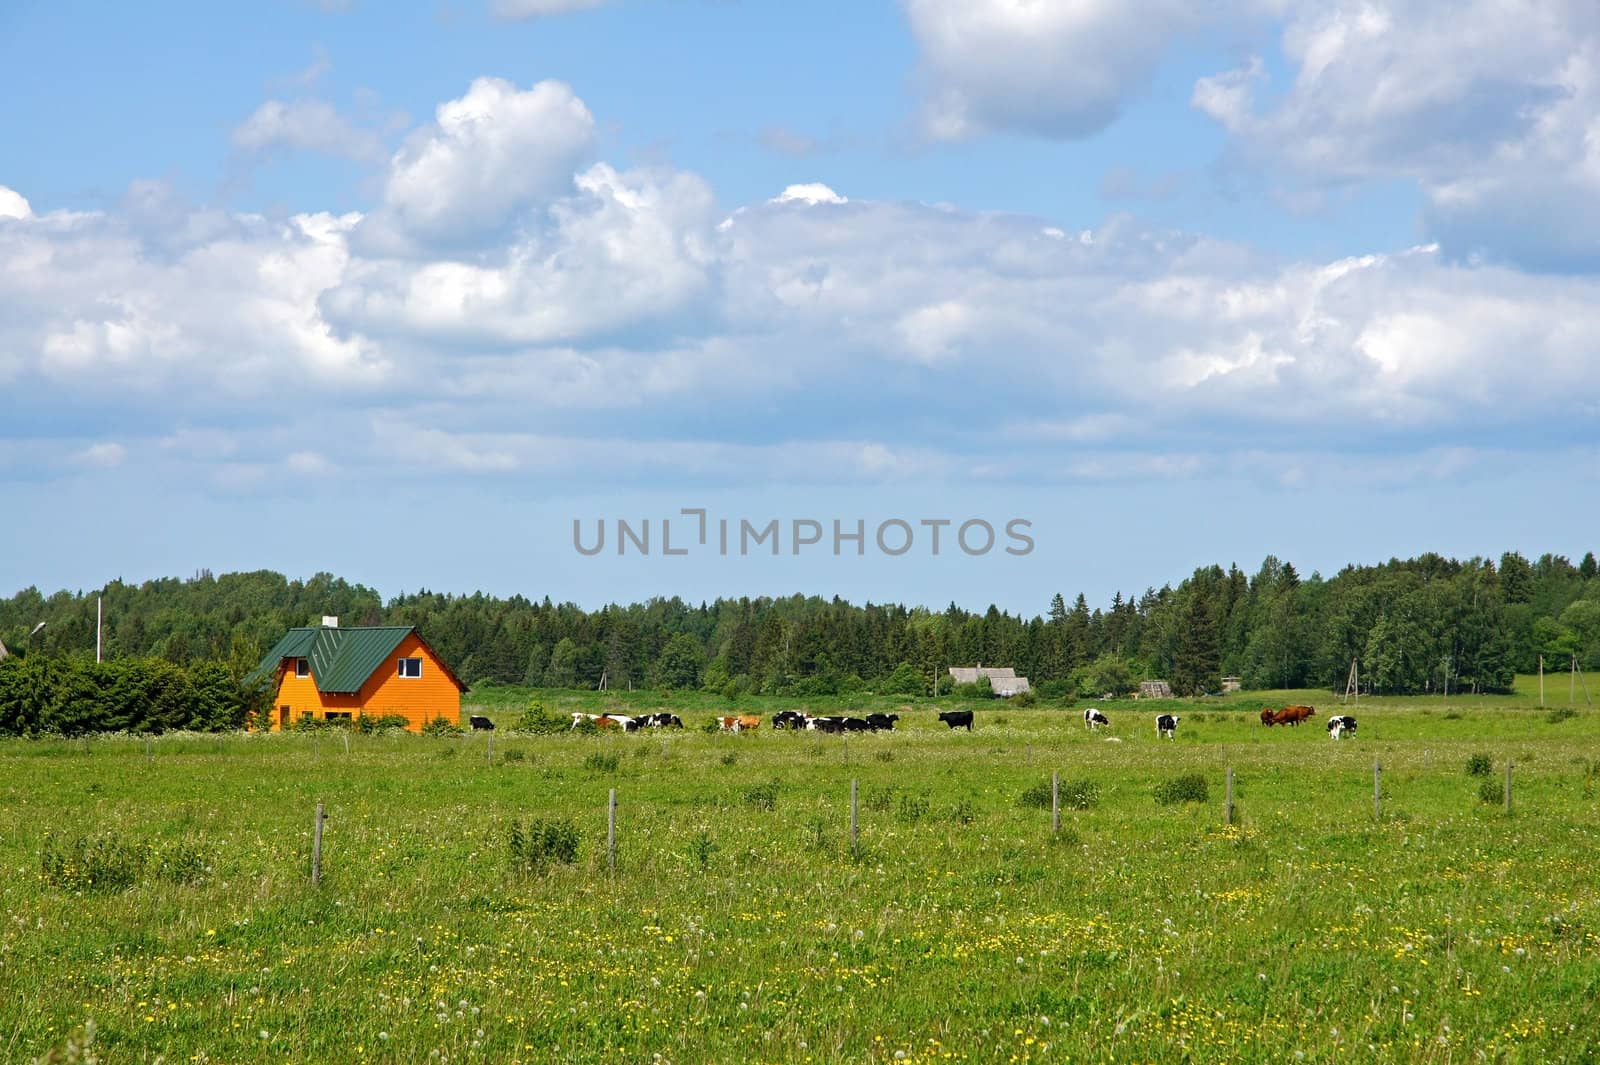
[4,550,1599,701]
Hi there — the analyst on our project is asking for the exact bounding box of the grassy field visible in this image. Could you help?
[2,686,1598,1063]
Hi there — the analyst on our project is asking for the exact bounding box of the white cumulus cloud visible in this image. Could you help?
[360,77,595,251]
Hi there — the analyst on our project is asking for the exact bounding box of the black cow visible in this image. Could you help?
[938,709,974,731]
[865,712,899,731]
[810,716,848,734]
[469,715,495,731]
[772,710,811,730]
[639,712,683,729]
[843,717,871,732]
[1156,714,1180,739]
[1083,707,1109,730]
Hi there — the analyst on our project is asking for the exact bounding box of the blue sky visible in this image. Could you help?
[2,0,1596,615]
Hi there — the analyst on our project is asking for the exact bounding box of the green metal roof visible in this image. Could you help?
[247,625,466,694]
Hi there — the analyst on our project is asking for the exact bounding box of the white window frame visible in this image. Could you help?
[295,658,310,678]
[398,657,423,679]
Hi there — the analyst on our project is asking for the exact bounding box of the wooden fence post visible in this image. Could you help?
[1373,761,1382,821]
[1504,761,1513,816]
[1225,768,1235,826]
[311,802,325,885]
[607,788,617,874]
[850,779,859,851]
[1051,772,1060,836]
[486,732,494,765]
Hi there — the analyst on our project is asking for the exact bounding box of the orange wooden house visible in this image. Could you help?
[248,619,467,732]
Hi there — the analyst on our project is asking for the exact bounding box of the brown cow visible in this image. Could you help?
[718,714,763,733]
[1260,708,1278,726]
[1271,705,1316,726]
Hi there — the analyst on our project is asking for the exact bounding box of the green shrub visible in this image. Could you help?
[502,748,526,763]
[507,817,581,876]
[719,752,738,767]
[1018,779,1099,810]
[41,834,147,893]
[354,713,411,734]
[421,717,463,737]
[874,750,894,763]
[583,751,620,773]
[688,829,718,870]
[1154,774,1210,805]
[1466,753,1493,777]
[1478,779,1505,804]
[1547,707,1579,724]
[153,838,212,885]
[1058,779,1100,810]
[950,798,978,825]
[1010,690,1036,707]
[1017,782,1052,809]
[511,700,567,734]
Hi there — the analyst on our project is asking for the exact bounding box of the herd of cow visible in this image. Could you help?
[466,705,1357,740]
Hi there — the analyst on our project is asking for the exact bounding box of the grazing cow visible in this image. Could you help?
[843,717,871,732]
[809,716,848,734]
[938,709,974,731]
[1260,708,1278,726]
[469,715,495,731]
[718,714,763,732]
[638,712,683,729]
[1084,707,1110,730]
[772,710,812,730]
[1271,705,1316,727]
[864,712,900,731]
[1327,715,1357,739]
[1156,713,1180,739]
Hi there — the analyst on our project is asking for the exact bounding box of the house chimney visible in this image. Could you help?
[322,615,339,628]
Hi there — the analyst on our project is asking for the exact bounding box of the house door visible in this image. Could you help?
[279,705,290,730]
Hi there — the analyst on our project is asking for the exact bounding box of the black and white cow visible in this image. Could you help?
[1083,707,1109,730]
[1326,715,1357,739]
[469,715,495,730]
[638,712,683,729]
[865,713,899,731]
[772,710,812,730]
[1155,714,1180,739]
[938,709,974,731]
[809,716,849,734]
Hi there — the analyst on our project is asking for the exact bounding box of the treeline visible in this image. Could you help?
[2,550,1598,699]
[0,657,256,736]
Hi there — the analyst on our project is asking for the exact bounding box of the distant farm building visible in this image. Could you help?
[949,664,1031,697]
[248,618,466,732]
[1221,675,1242,693]
[1139,680,1173,699]
[0,636,7,661]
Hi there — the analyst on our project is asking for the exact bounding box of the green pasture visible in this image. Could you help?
[2,690,1598,1063]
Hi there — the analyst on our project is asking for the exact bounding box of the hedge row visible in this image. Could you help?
[0,656,260,736]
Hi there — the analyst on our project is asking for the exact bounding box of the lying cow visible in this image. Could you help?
[938,709,974,731]
[638,712,682,729]
[1272,705,1316,727]
[1156,713,1180,739]
[571,712,639,731]
[469,715,495,731]
[1327,715,1357,739]
[1083,707,1109,730]
[865,713,899,731]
